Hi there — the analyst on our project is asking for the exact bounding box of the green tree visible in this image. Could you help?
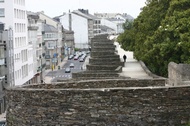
[118,0,190,77]
[122,19,133,30]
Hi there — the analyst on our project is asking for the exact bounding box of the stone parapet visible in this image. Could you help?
[72,72,119,78]
[6,79,190,126]
[168,62,190,86]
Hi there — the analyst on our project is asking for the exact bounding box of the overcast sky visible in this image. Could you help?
[26,0,146,18]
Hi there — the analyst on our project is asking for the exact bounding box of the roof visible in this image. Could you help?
[44,24,57,32]
[100,25,114,32]
[72,10,92,19]
[27,11,39,19]
[72,9,99,20]
[63,29,74,34]
[107,18,125,22]
[121,15,134,21]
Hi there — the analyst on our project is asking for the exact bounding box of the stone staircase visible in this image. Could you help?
[72,34,124,80]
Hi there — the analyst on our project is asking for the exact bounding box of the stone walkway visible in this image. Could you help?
[114,42,152,79]
[44,41,153,83]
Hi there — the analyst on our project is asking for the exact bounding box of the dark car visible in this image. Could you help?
[65,68,71,73]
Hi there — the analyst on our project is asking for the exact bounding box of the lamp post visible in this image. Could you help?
[40,55,43,83]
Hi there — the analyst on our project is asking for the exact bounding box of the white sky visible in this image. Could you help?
[26,0,146,18]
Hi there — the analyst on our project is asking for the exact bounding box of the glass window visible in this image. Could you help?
[0,46,5,58]
[0,8,5,17]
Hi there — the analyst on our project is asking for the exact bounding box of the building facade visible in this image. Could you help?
[27,11,46,83]
[43,23,58,69]
[0,0,34,86]
[63,29,74,56]
[94,13,134,34]
[0,23,13,114]
[60,9,99,49]
[37,12,63,68]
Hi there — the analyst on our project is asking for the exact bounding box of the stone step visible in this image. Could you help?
[92,46,116,51]
[89,57,120,61]
[91,54,120,58]
[89,61,123,66]
[93,34,108,38]
[91,41,113,45]
[86,64,118,71]
[72,72,119,79]
[91,39,113,42]
[90,51,115,57]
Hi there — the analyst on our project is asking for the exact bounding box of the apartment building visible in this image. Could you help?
[0,0,34,86]
[94,13,134,34]
[43,23,58,69]
[37,12,63,67]
[60,9,100,49]
[0,23,13,114]
[62,29,74,56]
[27,11,47,83]
[101,18,125,34]
[53,16,75,57]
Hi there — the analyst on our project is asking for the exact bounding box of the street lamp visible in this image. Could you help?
[39,55,43,83]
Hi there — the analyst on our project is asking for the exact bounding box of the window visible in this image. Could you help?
[0,8,5,17]
[0,0,4,2]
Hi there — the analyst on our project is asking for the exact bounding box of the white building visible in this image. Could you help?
[27,11,47,84]
[101,18,125,34]
[0,0,34,86]
[37,12,63,65]
[60,9,99,49]
[95,13,134,34]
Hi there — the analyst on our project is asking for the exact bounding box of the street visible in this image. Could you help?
[45,55,86,82]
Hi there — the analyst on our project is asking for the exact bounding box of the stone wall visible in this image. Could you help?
[139,61,165,79]
[168,62,190,86]
[6,79,190,126]
[72,34,123,80]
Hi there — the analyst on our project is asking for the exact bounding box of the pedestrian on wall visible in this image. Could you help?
[123,54,127,62]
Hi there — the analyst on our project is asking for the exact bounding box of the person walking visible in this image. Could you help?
[123,54,127,62]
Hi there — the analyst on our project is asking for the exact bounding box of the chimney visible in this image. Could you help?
[69,10,72,31]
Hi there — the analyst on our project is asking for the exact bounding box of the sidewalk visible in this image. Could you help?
[43,56,68,83]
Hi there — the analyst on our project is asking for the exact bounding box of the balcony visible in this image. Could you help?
[28,24,38,30]
[0,58,5,65]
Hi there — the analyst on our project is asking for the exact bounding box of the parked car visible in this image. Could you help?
[79,58,84,62]
[68,55,74,60]
[74,55,79,60]
[65,68,71,73]
[69,63,74,68]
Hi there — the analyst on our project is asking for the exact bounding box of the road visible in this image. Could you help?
[45,57,85,82]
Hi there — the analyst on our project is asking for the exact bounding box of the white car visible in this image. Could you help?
[65,68,71,73]
[69,63,74,68]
